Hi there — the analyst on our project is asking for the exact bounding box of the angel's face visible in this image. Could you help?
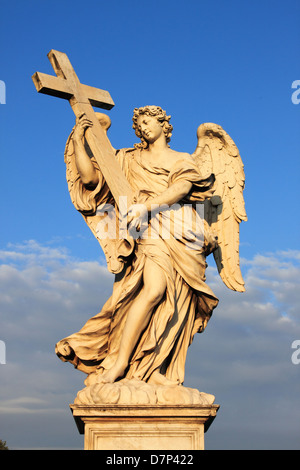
[136,114,164,144]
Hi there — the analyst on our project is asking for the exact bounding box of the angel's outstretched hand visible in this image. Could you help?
[127,203,148,234]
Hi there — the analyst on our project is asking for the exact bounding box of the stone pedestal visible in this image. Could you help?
[70,404,219,450]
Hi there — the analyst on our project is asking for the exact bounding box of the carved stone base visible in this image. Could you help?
[74,377,216,406]
[70,403,219,450]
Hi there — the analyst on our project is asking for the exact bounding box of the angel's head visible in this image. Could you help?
[132,105,173,149]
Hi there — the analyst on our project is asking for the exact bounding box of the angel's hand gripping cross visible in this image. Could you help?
[32,49,133,208]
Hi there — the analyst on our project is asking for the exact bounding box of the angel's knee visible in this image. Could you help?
[143,285,165,307]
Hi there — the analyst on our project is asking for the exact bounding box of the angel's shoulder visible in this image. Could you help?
[168,149,197,169]
[169,149,190,159]
[167,149,193,165]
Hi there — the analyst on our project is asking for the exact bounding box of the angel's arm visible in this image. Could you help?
[145,180,193,210]
[73,114,99,188]
[127,180,192,229]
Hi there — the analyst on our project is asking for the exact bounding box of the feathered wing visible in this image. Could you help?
[192,123,247,292]
[64,112,134,274]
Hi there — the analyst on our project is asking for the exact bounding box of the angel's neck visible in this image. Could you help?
[146,136,168,158]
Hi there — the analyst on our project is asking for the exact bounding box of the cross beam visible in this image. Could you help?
[32,50,133,206]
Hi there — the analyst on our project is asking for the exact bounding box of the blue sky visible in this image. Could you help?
[0,0,299,450]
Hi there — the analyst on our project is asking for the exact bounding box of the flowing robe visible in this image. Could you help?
[56,144,219,384]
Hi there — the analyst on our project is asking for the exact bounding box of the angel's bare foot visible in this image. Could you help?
[148,370,179,386]
[97,361,126,384]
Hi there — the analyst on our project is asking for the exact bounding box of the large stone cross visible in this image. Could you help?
[32,50,133,205]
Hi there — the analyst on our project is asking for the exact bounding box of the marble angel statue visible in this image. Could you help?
[55,105,247,403]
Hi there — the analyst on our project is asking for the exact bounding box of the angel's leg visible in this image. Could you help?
[97,257,167,383]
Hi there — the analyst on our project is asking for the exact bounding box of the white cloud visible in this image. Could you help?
[0,241,299,449]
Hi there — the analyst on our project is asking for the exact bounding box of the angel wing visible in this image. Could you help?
[192,123,247,292]
[64,112,134,274]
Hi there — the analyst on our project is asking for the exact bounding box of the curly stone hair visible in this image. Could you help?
[132,105,173,149]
